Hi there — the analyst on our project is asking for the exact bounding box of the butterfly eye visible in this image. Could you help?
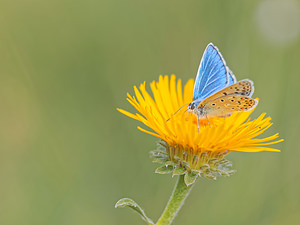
[220,99,224,102]
[188,103,196,110]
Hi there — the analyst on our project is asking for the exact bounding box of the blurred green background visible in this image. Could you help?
[0,0,299,224]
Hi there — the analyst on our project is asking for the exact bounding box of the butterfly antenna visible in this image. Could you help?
[166,103,190,122]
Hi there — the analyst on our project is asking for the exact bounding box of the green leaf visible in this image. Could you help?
[184,172,198,186]
[115,198,154,225]
[172,167,186,176]
[155,165,174,174]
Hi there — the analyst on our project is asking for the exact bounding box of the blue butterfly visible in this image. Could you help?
[168,43,256,127]
[191,43,236,105]
[187,43,257,125]
[188,43,237,114]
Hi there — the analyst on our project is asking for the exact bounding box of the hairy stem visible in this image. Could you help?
[156,175,193,225]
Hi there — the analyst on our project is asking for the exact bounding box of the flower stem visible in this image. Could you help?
[156,175,193,225]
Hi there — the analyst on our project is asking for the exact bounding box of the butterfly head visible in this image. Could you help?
[187,102,206,118]
[187,102,196,111]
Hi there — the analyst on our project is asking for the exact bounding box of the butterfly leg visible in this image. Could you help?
[186,111,190,120]
[205,114,211,127]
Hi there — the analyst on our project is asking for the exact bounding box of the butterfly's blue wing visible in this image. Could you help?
[193,43,234,103]
[227,67,236,85]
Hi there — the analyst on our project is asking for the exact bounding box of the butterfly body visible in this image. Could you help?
[188,43,257,120]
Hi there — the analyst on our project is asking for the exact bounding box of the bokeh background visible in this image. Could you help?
[0,0,299,224]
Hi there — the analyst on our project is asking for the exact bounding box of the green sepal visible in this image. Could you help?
[182,161,191,170]
[227,170,236,175]
[203,173,216,180]
[184,172,198,186]
[115,198,154,225]
[165,161,176,166]
[219,169,236,176]
[200,164,210,169]
[149,149,168,156]
[209,158,218,163]
[191,169,201,175]
[155,165,174,174]
[157,140,168,148]
[172,167,186,176]
[152,158,167,164]
[174,156,181,161]
[151,140,236,180]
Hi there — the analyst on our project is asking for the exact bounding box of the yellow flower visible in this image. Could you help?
[118,75,283,180]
